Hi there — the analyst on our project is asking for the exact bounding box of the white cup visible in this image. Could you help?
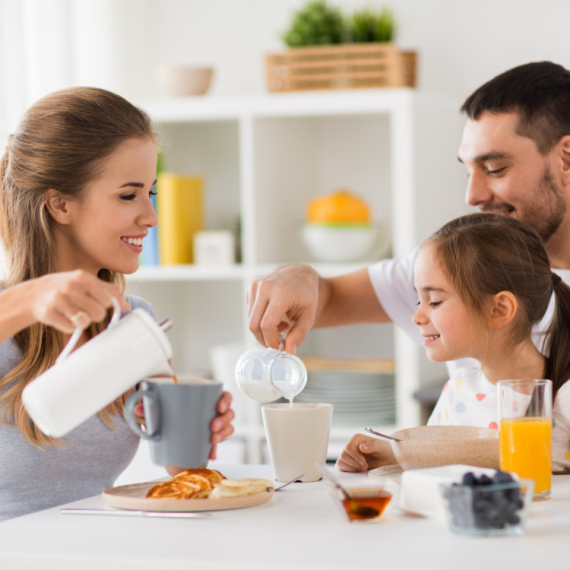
[262,403,333,482]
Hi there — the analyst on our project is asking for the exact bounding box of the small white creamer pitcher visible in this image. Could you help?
[22,299,173,437]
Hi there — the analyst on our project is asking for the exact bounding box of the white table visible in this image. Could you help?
[1,464,569,570]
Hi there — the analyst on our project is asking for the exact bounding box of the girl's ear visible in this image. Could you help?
[488,291,518,329]
[45,189,71,225]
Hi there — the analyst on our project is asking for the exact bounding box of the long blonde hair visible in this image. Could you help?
[0,87,157,446]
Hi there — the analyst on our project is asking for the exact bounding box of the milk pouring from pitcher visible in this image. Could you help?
[22,299,173,437]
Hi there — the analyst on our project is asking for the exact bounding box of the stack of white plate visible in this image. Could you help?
[294,366,396,427]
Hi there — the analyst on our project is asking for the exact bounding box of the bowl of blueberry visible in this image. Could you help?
[440,471,534,537]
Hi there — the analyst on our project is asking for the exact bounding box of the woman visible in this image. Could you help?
[0,86,234,520]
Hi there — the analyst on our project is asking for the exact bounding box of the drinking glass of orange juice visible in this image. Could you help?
[497,379,552,500]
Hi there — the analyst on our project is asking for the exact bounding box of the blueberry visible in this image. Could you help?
[506,513,521,525]
[493,470,514,484]
[479,474,493,486]
[462,472,477,486]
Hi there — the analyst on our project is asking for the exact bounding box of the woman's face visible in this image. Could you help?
[412,242,489,363]
[58,137,158,275]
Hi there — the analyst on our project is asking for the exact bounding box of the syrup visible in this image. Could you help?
[342,490,392,521]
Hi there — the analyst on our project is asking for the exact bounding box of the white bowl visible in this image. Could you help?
[155,65,214,97]
[302,225,377,262]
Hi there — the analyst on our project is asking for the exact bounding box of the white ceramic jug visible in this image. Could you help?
[22,299,173,437]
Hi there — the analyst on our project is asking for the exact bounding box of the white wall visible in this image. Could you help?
[153,0,570,99]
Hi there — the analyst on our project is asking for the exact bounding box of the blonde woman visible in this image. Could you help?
[0,87,234,520]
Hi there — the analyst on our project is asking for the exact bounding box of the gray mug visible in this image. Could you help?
[125,377,223,468]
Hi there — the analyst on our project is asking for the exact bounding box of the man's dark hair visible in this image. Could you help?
[461,61,570,154]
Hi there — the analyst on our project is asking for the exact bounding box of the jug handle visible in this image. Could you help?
[56,297,124,365]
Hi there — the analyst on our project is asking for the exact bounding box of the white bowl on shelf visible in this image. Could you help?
[155,65,214,97]
[302,225,378,262]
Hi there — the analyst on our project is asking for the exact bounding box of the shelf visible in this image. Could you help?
[130,90,468,463]
[231,424,398,442]
[139,88,416,123]
[127,262,374,282]
[128,264,246,282]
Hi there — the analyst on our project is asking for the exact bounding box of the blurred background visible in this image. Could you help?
[1,0,569,124]
[1,0,568,480]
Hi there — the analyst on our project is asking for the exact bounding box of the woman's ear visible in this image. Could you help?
[488,291,518,330]
[44,189,71,225]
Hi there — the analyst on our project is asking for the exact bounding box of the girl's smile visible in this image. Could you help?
[412,242,488,363]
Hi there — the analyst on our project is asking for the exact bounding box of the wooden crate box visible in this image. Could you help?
[266,42,417,93]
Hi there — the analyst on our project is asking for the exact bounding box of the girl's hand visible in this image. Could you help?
[28,270,130,333]
[336,434,397,472]
[209,391,235,460]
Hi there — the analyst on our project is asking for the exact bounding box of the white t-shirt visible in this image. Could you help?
[368,251,570,376]
[426,367,570,472]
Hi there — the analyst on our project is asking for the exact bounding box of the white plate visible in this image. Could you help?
[102,481,273,512]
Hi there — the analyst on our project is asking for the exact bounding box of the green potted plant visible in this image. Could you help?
[282,1,347,47]
[347,7,396,43]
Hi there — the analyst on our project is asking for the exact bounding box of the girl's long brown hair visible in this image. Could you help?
[428,213,570,400]
[0,87,156,446]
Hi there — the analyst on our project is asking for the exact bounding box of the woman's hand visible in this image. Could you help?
[209,391,235,460]
[246,264,320,354]
[336,434,397,472]
[27,270,129,333]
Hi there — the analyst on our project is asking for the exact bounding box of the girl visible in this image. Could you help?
[0,87,234,520]
[338,213,570,473]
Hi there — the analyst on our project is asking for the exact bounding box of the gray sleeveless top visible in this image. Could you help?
[0,295,156,521]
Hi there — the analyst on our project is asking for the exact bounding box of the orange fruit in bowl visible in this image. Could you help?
[307,190,371,226]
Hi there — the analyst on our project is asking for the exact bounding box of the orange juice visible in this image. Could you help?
[500,417,551,495]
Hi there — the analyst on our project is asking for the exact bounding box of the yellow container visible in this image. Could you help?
[157,173,203,264]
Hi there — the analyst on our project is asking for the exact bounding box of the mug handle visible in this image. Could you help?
[56,297,124,365]
[124,388,161,441]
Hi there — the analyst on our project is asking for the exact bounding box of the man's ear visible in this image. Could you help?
[488,291,517,330]
[556,135,570,186]
[44,189,71,225]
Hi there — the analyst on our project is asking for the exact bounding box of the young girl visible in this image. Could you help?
[337,213,570,473]
[0,87,234,520]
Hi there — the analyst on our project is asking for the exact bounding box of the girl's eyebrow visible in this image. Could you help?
[412,286,446,293]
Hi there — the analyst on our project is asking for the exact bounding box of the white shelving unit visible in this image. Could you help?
[126,89,471,464]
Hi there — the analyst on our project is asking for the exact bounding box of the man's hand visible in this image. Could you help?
[246,264,320,354]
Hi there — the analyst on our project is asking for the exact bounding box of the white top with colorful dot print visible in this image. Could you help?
[428,367,570,473]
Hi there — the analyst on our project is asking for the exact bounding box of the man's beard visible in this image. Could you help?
[481,164,566,243]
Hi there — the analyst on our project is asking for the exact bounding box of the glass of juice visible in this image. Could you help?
[497,379,552,500]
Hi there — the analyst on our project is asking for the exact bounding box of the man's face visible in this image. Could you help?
[458,112,566,242]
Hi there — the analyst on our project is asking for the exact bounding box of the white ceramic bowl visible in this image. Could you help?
[302,225,377,262]
[155,65,214,97]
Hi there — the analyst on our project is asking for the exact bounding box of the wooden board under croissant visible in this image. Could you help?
[103,481,274,512]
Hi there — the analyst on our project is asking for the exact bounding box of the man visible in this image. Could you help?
[246,61,570,469]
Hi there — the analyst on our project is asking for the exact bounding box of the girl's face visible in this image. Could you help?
[58,137,158,275]
[412,242,489,362]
